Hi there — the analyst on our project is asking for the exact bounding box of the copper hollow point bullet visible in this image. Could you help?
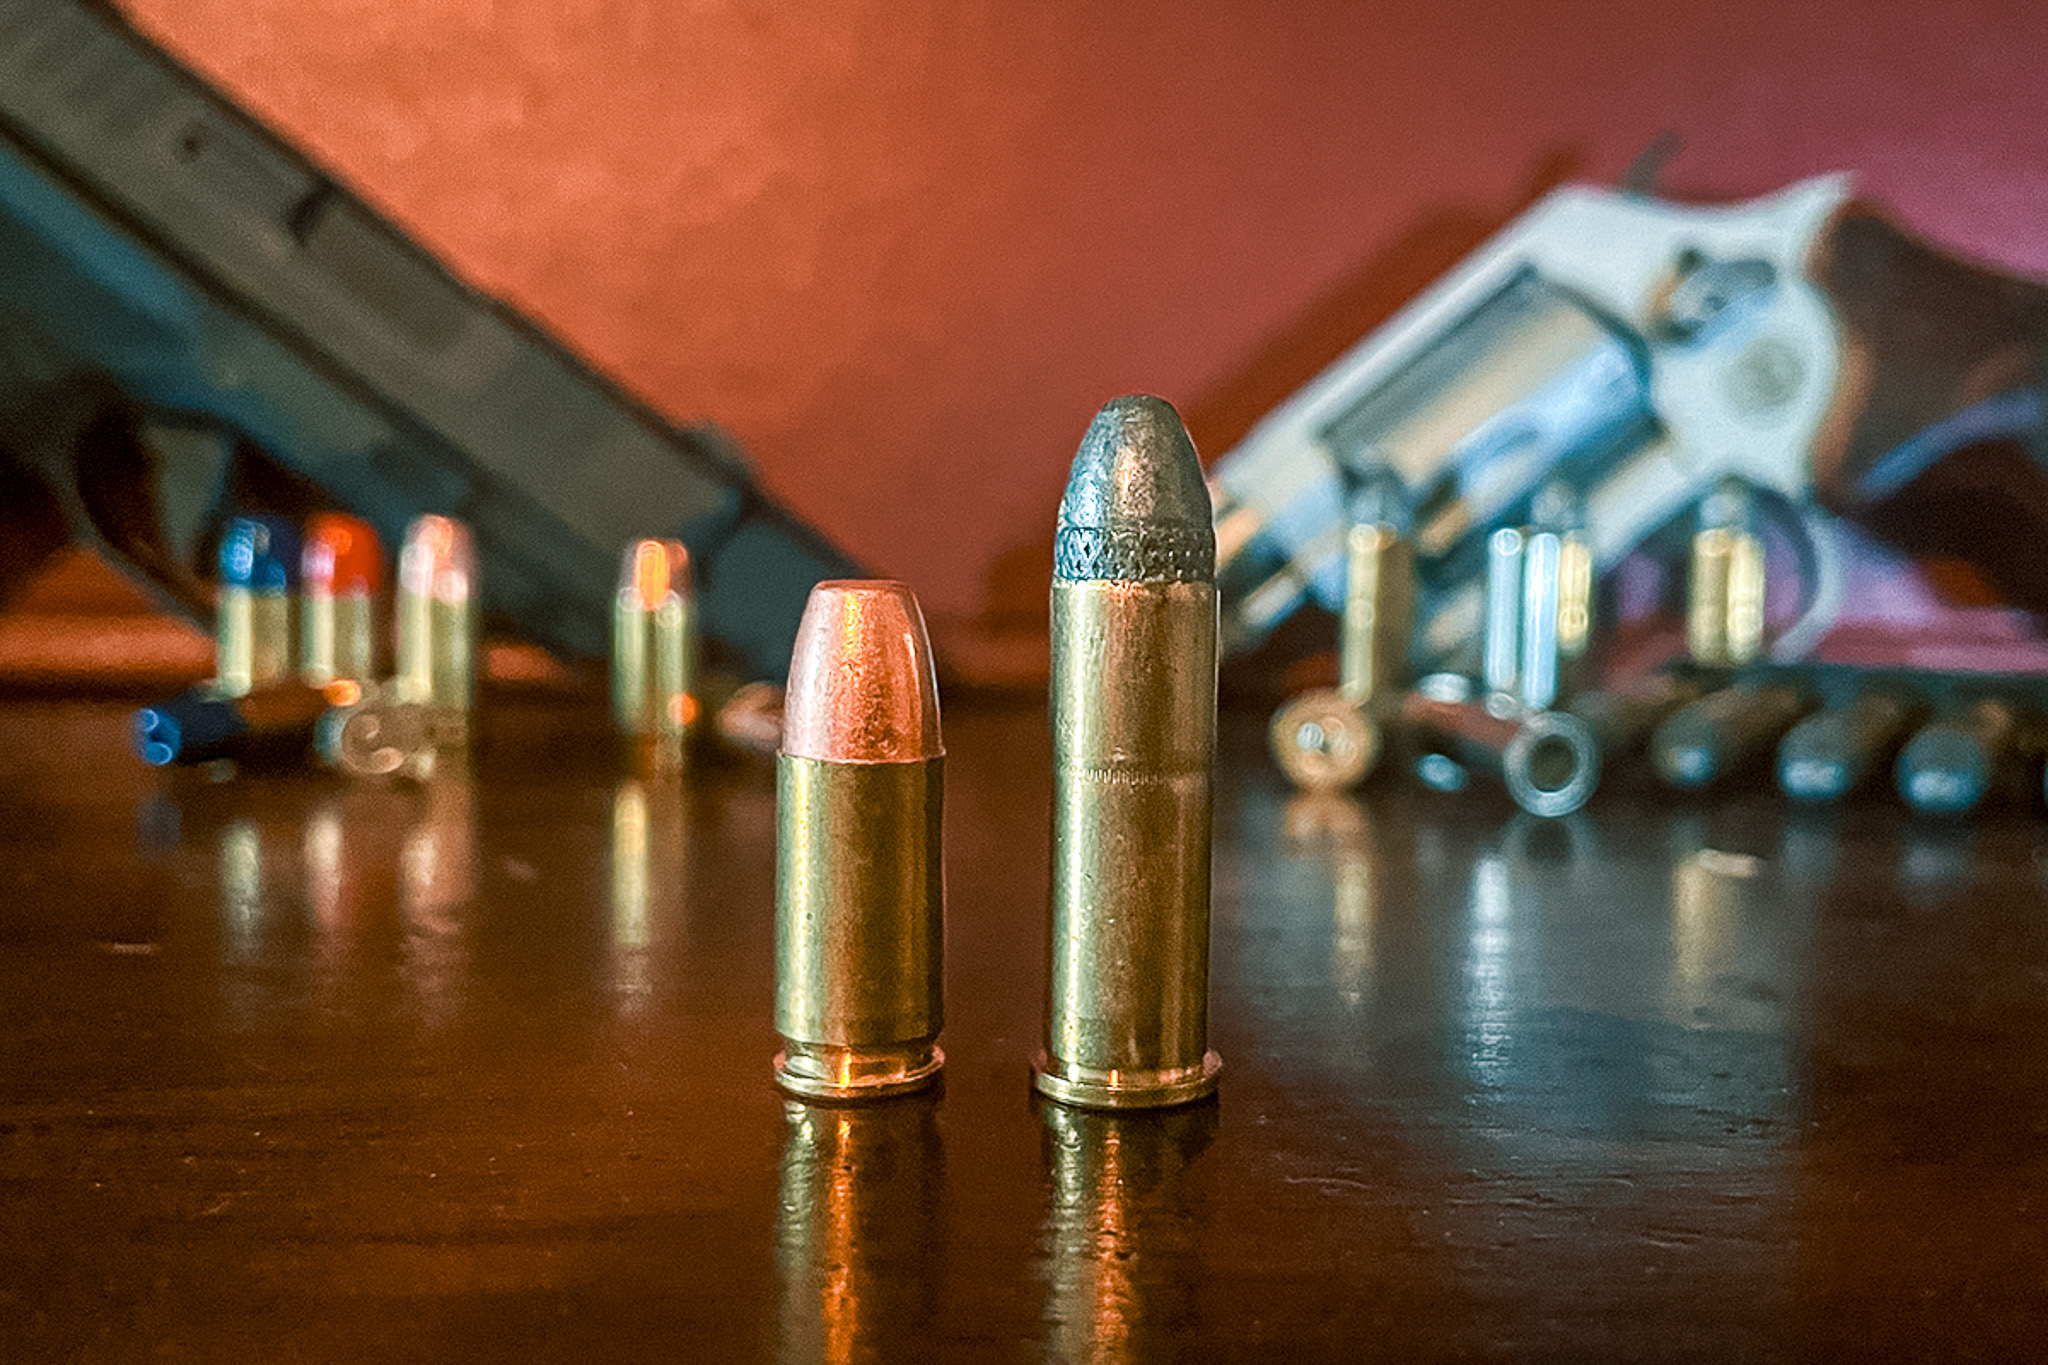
[1036,394,1222,1110]
[773,580,946,1100]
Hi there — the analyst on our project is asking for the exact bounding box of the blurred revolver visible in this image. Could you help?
[1210,174,2048,670]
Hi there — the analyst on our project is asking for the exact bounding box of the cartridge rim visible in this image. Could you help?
[775,1041,945,1101]
[1503,711,1600,818]
[1030,1049,1222,1111]
[1269,687,1381,792]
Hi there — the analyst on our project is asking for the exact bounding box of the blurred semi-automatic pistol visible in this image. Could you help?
[0,0,860,683]
[1210,173,2048,671]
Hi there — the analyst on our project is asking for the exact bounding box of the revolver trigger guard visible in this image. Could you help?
[1765,498,1843,661]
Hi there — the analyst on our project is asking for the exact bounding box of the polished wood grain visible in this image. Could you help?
[2,699,2045,1361]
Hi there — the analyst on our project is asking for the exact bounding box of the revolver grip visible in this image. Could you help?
[1808,206,2048,503]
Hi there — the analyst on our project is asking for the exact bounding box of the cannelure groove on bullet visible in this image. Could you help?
[774,579,946,1101]
[1037,394,1222,1111]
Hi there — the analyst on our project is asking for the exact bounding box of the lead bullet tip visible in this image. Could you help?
[781,580,942,764]
[1055,395,1214,584]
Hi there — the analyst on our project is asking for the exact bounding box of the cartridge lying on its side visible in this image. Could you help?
[774,580,946,1101]
[1896,697,2035,817]
[1399,691,1600,818]
[1653,679,1815,790]
[1777,687,1923,803]
[1037,395,1221,1111]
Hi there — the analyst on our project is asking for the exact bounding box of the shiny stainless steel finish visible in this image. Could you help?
[774,581,945,1101]
[1778,688,1924,803]
[1038,395,1221,1110]
[1653,681,1814,789]
[1518,527,1564,710]
[1483,527,1525,699]
[1400,692,1600,818]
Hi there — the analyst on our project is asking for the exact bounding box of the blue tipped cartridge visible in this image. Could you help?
[134,681,333,767]
[216,516,300,697]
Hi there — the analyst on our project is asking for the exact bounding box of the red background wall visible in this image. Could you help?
[116,0,2048,681]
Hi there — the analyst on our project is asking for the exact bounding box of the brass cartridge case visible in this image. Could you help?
[215,516,299,698]
[1337,518,1412,706]
[773,580,945,1100]
[300,512,384,695]
[1037,394,1221,1110]
[1269,687,1381,793]
[1399,691,1601,818]
[395,515,477,745]
[1687,480,1766,668]
[611,538,698,764]
[1269,471,1408,793]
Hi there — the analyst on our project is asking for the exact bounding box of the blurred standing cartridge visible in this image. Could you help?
[1520,481,1592,710]
[1334,466,1414,707]
[395,515,477,746]
[1037,395,1221,1110]
[1399,691,1600,818]
[300,513,383,700]
[1267,466,1410,792]
[611,538,698,764]
[1777,687,1924,803]
[1653,679,1814,789]
[773,581,946,1100]
[1687,479,1767,668]
[1896,697,2034,817]
[1482,526,1526,701]
[215,515,299,697]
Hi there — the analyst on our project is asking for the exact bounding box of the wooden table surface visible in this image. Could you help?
[2,696,2045,1361]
